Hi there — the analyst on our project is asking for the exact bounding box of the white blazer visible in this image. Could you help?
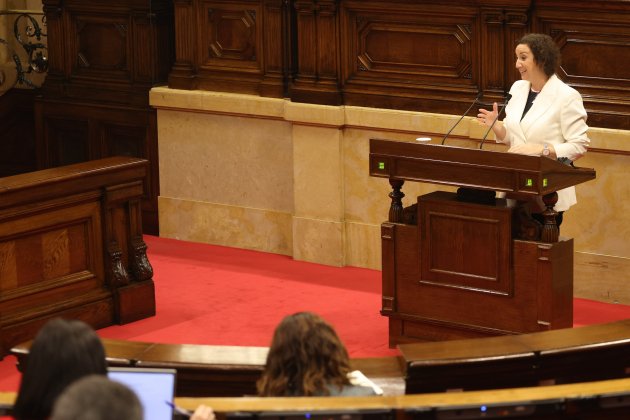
[499,74,590,212]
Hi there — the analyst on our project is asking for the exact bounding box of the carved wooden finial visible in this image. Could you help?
[541,192,559,243]
[388,179,405,223]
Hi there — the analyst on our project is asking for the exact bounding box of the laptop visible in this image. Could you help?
[108,367,177,420]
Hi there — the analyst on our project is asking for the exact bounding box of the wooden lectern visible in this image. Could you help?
[369,139,596,346]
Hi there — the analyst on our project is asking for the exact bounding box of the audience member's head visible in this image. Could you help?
[50,375,142,420]
[257,311,352,396]
[13,318,107,420]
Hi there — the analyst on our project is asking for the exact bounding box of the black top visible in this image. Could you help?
[521,89,539,120]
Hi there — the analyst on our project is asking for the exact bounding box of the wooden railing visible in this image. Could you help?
[10,319,630,398]
[3,378,630,418]
[0,157,156,355]
[177,378,630,418]
[400,319,630,394]
[10,339,405,397]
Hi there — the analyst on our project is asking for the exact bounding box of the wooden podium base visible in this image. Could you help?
[381,191,573,346]
[115,281,156,324]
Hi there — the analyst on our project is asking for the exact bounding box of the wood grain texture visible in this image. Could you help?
[369,139,583,345]
[34,0,173,234]
[0,157,155,355]
[168,0,630,130]
[9,320,630,400]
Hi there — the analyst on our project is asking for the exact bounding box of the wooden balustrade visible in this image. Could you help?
[175,378,630,418]
[400,319,630,394]
[10,319,630,399]
[3,378,630,418]
[0,157,156,355]
[11,339,405,397]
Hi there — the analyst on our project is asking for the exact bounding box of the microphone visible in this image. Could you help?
[441,92,483,145]
[479,93,512,149]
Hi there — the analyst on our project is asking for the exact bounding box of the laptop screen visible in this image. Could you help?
[108,367,177,420]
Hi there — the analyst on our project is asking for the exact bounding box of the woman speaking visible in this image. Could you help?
[477,33,590,227]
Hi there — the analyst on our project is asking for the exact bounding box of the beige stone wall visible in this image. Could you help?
[151,87,630,304]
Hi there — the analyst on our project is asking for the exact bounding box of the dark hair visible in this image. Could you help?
[13,318,107,420]
[51,375,143,420]
[257,312,351,396]
[518,33,561,77]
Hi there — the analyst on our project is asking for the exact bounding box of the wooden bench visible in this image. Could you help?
[11,319,630,398]
[174,378,630,418]
[10,339,406,397]
[400,319,630,393]
[3,377,630,418]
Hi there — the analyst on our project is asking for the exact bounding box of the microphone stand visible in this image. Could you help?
[441,92,483,145]
[479,93,512,149]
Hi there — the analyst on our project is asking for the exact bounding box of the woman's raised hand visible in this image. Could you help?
[477,102,499,127]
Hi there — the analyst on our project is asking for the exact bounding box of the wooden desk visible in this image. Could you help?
[399,319,630,393]
[11,339,405,397]
[3,378,630,418]
[11,320,630,398]
[173,377,630,418]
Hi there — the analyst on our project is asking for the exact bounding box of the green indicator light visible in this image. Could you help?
[378,162,385,170]
[526,178,533,187]
[543,178,548,187]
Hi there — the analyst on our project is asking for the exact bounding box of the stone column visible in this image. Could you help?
[286,101,346,266]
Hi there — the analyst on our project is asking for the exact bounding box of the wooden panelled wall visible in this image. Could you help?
[169,0,630,130]
[0,90,38,178]
[34,0,174,234]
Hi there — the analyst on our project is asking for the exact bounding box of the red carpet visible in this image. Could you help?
[1,235,629,392]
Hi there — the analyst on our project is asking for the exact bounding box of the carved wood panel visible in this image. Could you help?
[71,15,131,79]
[345,10,475,82]
[260,0,290,97]
[35,101,160,234]
[533,2,630,128]
[43,0,173,106]
[291,0,341,104]
[167,0,630,129]
[0,201,103,304]
[0,193,107,354]
[419,193,512,297]
[170,0,287,96]
[478,7,529,100]
[35,0,173,235]
[0,157,155,354]
[201,1,286,96]
[340,1,480,111]
[201,3,261,70]
[169,0,197,89]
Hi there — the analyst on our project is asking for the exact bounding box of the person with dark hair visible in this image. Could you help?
[257,312,377,397]
[13,318,108,420]
[50,375,143,420]
[477,33,590,226]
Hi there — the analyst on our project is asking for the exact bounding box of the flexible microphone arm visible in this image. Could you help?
[441,92,483,145]
[479,93,512,150]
